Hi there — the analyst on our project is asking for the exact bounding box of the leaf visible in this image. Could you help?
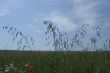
[80,32,84,37]
[3,27,4,29]
[75,34,78,39]
[5,26,8,29]
[14,28,16,31]
[97,31,101,39]
[91,38,97,44]
[49,24,52,28]
[31,37,34,42]
[20,32,22,36]
[10,27,13,31]
[13,37,15,42]
[82,29,86,33]
[16,32,19,38]
[17,38,23,46]
[44,21,49,25]
[12,31,15,35]
[45,31,48,34]
[8,29,10,33]
[22,45,26,50]
[46,38,47,40]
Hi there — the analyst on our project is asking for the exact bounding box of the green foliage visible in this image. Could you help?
[0,61,27,73]
[44,21,108,51]
[70,23,89,50]
[3,63,26,73]
[1,20,110,73]
[44,21,60,51]
[103,39,110,51]
[44,21,71,51]
[44,21,88,51]
[90,22,104,50]
[0,51,110,73]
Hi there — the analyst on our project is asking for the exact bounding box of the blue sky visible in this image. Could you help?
[0,0,110,50]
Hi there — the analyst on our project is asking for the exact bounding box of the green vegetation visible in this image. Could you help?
[0,51,110,73]
[2,26,35,50]
[1,21,110,73]
[44,21,110,51]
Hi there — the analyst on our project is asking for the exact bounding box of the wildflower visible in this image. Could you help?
[25,63,33,72]
[4,69,9,72]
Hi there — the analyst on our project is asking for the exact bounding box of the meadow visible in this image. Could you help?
[0,50,110,73]
[1,22,110,73]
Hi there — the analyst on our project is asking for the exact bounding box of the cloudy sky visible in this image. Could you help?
[0,0,110,50]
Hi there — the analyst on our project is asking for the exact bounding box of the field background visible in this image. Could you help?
[0,50,110,73]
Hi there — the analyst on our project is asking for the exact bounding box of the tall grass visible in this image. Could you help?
[0,51,110,73]
[2,26,36,50]
[0,21,110,73]
[44,21,109,51]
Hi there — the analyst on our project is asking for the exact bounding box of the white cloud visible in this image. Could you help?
[72,0,98,28]
[34,30,44,34]
[0,5,10,16]
[45,12,77,31]
[72,0,110,28]
[26,23,44,34]
[4,0,24,9]
[27,24,35,28]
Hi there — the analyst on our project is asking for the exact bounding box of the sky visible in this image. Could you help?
[0,0,110,50]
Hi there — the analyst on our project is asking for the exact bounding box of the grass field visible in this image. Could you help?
[0,50,110,73]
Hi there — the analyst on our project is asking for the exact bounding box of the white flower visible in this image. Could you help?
[4,69,9,72]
